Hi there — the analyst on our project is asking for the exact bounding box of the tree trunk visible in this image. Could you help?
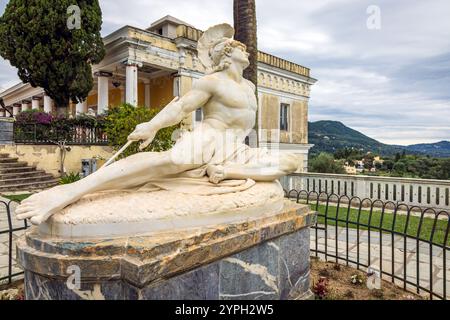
[234,0,258,146]
[233,0,258,86]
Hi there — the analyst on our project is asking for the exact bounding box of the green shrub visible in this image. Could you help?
[309,153,346,174]
[60,172,81,185]
[104,103,178,158]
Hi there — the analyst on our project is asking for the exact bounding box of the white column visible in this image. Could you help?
[13,104,21,116]
[0,109,5,117]
[144,80,151,108]
[32,97,41,110]
[76,101,88,115]
[97,76,109,114]
[21,101,30,112]
[126,63,138,106]
[43,95,54,113]
[173,76,180,97]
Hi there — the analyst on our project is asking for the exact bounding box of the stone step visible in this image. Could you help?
[0,157,19,163]
[0,180,59,192]
[0,170,47,179]
[0,166,37,174]
[0,161,29,168]
[0,153,59,192]
[0,174,55,186]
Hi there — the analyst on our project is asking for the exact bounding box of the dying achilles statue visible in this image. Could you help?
[16,24,298,226]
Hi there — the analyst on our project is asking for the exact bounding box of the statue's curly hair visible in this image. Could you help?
[208,39,247,74]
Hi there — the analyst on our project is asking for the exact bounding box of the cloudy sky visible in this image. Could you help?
[1,0,449,145]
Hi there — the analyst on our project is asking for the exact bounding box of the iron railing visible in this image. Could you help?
[285,189,449,300]
[0,199,28,286]
[14,123,108,145]
[284,172,450,211]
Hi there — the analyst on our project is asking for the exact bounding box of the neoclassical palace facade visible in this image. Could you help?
[0,15,316,172]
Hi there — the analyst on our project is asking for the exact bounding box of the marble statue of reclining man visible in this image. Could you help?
[16,24,299,225]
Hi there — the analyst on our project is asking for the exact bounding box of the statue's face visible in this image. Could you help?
[230,45,250,69]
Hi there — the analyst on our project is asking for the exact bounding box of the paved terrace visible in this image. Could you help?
[312,225,449,299]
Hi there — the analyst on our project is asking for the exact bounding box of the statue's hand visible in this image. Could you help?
[128,122,157,150]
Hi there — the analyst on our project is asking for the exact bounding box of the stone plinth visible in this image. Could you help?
[17,200,316,300]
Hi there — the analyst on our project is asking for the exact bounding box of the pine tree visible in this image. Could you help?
[0,0,105,110]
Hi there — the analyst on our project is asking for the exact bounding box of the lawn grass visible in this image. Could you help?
[1,194,32,203]
[306,202,450,247]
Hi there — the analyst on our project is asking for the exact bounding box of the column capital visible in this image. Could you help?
[94,71,113,78]
[21,99,31,104]
[123,60,143,68]
[32,96,42,101]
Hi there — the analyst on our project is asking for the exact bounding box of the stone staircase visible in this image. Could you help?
[0,153,59,193]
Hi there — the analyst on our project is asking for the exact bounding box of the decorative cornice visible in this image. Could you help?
[258,69,312,98]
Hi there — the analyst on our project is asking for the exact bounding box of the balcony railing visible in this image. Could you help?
[14,123,108,145]
[282,172,450,211]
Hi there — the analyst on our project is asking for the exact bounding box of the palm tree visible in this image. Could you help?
[234,0,258,145]
[233,0,258,86]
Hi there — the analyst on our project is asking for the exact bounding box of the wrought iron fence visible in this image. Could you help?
[0,199,28,286]
[285,189,449,300]
[14,123,108,145]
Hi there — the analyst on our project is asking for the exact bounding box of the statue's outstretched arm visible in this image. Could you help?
[128,79,212,146]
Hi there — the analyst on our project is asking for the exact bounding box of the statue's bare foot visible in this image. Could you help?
[15,184,78,225]
[207,165,226,184]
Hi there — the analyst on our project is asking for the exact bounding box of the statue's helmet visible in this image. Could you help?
[198,24,240,73]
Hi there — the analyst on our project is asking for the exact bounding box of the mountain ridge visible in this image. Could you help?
[308,120,450,157]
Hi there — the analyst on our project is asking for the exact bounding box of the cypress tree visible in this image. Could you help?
[0,0,105,110]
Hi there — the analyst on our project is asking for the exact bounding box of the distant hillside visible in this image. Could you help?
[308,121,450,157]
[406,141,450,158]
[308,121,403,156]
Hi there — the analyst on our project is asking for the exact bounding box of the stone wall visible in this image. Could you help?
[259,93,308,145]
[0,144,114,177]
[0,119,13,145]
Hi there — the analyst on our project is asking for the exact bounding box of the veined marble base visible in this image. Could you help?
[17,201,316,300]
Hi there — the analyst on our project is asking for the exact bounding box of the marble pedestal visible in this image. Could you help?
[17,201,316,300]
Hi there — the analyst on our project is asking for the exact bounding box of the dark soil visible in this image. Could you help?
[310,257,425,300]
